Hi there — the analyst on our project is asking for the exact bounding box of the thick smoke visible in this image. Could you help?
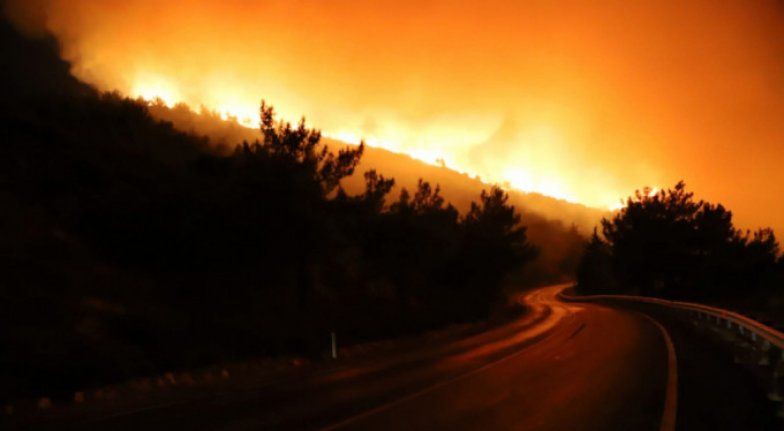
[5,0,784,232]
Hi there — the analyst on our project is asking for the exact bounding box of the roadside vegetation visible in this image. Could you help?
[0,19,546,403]
[146,99,594,289]
[578,182,784,323]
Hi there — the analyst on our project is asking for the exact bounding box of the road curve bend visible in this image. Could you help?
[15,284,677,431]
[326,284,674,431]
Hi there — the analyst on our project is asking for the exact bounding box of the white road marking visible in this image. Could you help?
[637,312,679,431]
[319,300,575,430]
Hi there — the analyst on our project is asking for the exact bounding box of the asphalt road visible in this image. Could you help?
[10,283,778,430]
[326,285,672,431]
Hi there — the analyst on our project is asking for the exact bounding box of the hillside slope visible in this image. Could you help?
[150,103,607,234]
[149,103,602,286]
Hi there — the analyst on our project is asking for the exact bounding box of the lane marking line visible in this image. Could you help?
[319,307,576,431]
[86,400,187,423]
[86,291,566,427]
[637,313,678,431]
[568,323,587,339]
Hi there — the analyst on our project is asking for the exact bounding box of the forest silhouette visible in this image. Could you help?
[0,18,548,402]
[4,13,782,408]
[145,100,599,288]
[578,182,784,321]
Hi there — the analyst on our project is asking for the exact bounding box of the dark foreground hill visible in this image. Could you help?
[0,16,588,403]
[149,103,604,287]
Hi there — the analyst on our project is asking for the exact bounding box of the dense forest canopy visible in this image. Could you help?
[578,182,783,308]
[3,13,784,407]
[0,17,556,402]
[143,99,599,287]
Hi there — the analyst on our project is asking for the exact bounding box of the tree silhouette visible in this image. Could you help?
[0,17,546,399]
[464,186,538,266]
[358,169,395,213]
[576,228,617,294]
[455,186,538,312]
[257,101,364,195]
[580,181,780,300]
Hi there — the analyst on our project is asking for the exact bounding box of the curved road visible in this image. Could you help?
[15,283,685,430]
[324,285,674,431]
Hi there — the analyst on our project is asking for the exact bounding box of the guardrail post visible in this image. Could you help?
[760,340,772,366]
[767,349,784,419]
[780,357,784,419]
[770,350,784,402]
[331,331,337,360]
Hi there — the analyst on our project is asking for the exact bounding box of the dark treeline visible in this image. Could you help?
[578,182,784,319]
[146,100,593,289]
[0,20,539,402]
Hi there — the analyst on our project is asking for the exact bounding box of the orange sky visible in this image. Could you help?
[7,0,784,233]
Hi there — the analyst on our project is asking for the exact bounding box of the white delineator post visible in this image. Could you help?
[331,331,337,359]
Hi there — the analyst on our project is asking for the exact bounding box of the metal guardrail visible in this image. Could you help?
[559,288,784,417]
[560,290,784,351]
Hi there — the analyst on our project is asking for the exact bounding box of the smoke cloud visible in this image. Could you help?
[5,0,784,232]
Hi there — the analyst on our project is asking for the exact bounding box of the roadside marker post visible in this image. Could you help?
[331,331,337,359]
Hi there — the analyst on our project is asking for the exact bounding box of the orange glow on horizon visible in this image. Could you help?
[609,186,661,211]
[8,0,784,231]
[132,75,180,107]
[136,93,586,205]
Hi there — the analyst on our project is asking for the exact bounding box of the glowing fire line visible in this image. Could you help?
[132,86,613,209]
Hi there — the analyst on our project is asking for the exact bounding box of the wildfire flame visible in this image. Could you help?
[15,0,784,226]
